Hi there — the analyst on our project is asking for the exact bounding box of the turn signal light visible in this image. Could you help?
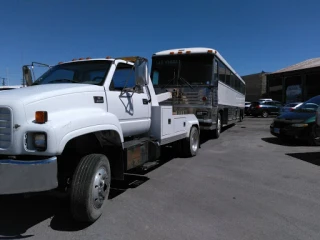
[207,50,213,53]
[178,51,183,54]
[79,58,84,60]
[186,51,191,54]
[35,111,48,124]
[169,52,174,55]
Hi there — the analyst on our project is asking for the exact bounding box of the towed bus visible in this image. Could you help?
[150,47,246,138]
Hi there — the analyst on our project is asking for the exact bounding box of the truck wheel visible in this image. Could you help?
[213,113,221,139]
[182,126,199,157]
[70,154,111,223]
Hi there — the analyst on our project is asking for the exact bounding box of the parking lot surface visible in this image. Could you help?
[1,117,320,240]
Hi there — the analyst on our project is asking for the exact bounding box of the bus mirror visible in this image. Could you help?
[22,65,33,86]
[135,57,149,86]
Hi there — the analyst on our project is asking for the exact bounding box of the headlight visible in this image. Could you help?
[292,123,308,127]
[33,132,47,151]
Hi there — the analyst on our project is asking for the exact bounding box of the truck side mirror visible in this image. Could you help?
[316,106,320,126]
[22,65,33,86]
[135,57,149,86]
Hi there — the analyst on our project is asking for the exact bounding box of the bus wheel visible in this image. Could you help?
[239,110,244,122]
[213,113,221,139]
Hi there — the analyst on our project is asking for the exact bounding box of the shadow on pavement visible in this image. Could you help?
[200,123,236,145]
[261,137,309,147]
[0,148,179,236]
[286,152,320,166]
[0,126,226,236]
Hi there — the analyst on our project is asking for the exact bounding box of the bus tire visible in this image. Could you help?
[239,110,244,122]
[213,113,221,139]
[70,153,111,223]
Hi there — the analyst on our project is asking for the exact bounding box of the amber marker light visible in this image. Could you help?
[35,111,48,124]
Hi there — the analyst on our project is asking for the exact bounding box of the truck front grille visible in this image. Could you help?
[0,107,12,149]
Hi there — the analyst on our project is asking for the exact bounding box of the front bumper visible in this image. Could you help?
[0,156,58,195]
[270,123,310,140]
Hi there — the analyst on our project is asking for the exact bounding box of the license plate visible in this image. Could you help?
[273,128,280,134]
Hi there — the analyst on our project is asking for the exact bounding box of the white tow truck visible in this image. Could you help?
[0,56,200,223]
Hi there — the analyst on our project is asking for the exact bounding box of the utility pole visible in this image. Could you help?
[0,77,6,86]
[6,68,9,86]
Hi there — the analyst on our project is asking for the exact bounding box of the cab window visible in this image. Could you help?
[110,63,135,90]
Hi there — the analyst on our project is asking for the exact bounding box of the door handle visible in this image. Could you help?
[142,99,149,105]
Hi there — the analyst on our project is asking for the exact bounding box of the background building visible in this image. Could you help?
[241,71,268,102]
[266,58,320,103]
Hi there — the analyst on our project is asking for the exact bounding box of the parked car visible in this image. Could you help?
[280,102,303,113]
[259,98,273,102]
[250,100,283,118]
[245,101,251,115]
[270,95,320,145]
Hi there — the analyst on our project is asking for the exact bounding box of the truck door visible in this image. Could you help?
[107,62,151,137]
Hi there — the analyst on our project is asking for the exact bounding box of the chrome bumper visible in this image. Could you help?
[0,157,58,195]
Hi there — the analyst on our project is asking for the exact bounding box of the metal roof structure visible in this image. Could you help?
[273,57,320,74]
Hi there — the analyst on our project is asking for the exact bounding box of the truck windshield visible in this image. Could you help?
[151,54,213,87]
[32,60,112,86]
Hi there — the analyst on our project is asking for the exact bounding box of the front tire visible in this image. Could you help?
[308,125,320,146]
[70,154,111,223]
[213,113,222,139]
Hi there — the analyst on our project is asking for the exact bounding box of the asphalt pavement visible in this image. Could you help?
[1,117,320,240]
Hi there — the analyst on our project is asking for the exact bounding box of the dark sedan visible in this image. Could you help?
[270,95,320,145]
[250,100,283,118]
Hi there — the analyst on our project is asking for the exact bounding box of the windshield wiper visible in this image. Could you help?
[48,79,80,84]
[161,69,177,90]
[178,76,193,89]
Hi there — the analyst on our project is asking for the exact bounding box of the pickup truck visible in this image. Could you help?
[0,56,200,223]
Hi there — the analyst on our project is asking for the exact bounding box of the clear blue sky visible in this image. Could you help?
[0,0,320,85]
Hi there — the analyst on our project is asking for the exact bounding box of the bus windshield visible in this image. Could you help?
[151,54,214,87]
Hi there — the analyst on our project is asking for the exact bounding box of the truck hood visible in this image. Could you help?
[0,84,105,105]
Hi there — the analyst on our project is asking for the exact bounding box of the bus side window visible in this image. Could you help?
[214,60,218,86]
[226,68,231,86]
[218,61,226,83]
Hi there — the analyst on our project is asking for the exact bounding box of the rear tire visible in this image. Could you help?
[213,113,222,139]
[182,126,199,157]
[70,154,111,223]
[262,110,269,118]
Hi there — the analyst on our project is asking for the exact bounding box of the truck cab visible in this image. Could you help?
[0,56,200,223]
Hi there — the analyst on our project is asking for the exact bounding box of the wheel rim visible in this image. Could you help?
[217,117,221,134]
[92,167,109,209]
[191,129,199,152]
[263,112,268,117]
